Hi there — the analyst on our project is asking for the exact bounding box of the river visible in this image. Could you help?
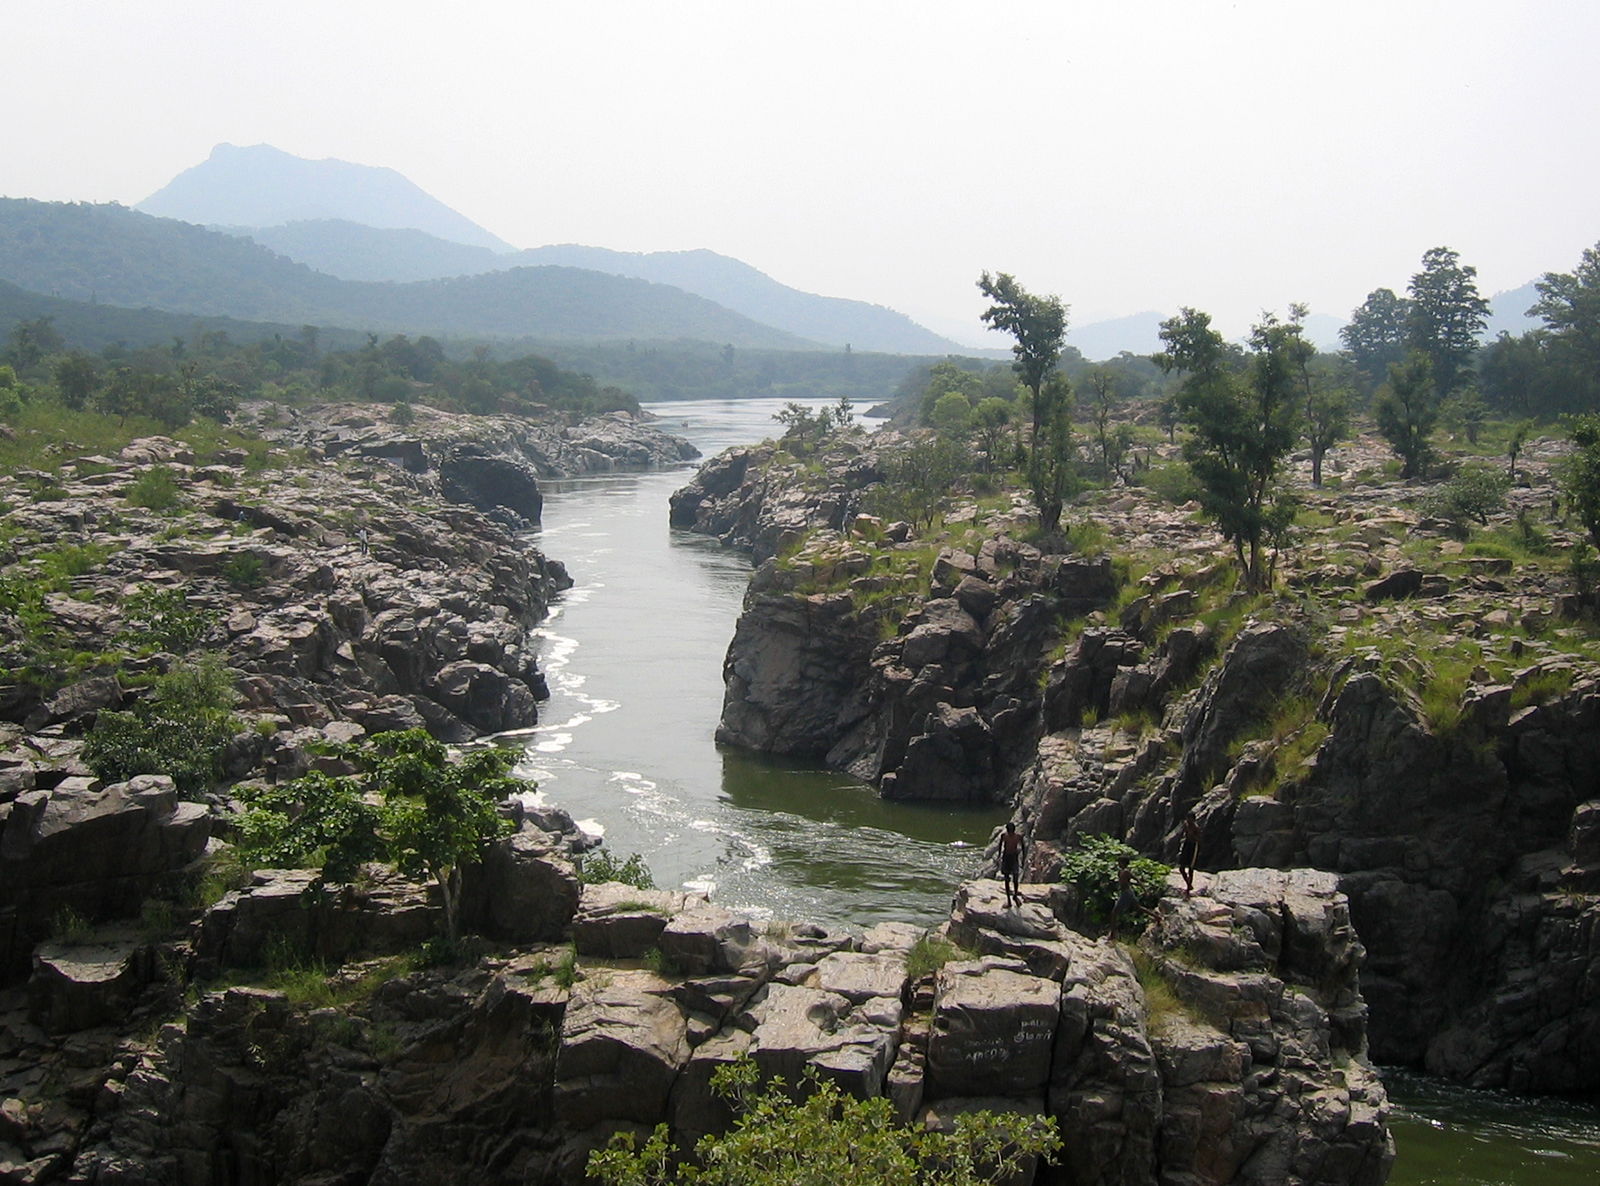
[517,395,1600,1183]
[518,396,1007,929]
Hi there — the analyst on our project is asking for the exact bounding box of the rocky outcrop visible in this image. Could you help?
[712,527,1117,802]
[259,403,701,484]
[668,440,883,564]
[439,441,544,523]
[0,858,1390,1186]
[0,775,209,979]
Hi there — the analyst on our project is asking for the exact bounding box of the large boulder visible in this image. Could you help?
[465,829,581,943]
[439,442,544,523]
[554,970,690,1129]
[749,984,899,1098]
[0,775,210,977]
[570,883,700,959]
[29,935,145,1033]
[926,960,1059,1099]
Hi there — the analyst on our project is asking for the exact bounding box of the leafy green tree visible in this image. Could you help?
[918,361,984,425]
[930,390,974,435]
[356,729,518,944]
[978,272,1071,528]
[1157,308,1302,590]
[82,657,240,794]
[866,436,970,531]
[1507,419,1532,482]
[236,773,387,886]
[1530,241,1600,413]
[1422,464,1509,530]
[1407,247,1489,397]
[54,352,98,411]
[237,728,520,942]
[2,316,64,372]
[1304,377,1352,488]
[1340,288,1411,390]
[1558,413,1600,549]
[971,396,1012,472]
[1479,331,1549,418]
[1374,352,1438,479]
[588,1058,1060,1186]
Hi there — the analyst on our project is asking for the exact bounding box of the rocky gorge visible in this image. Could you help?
[674,427,1600,1111]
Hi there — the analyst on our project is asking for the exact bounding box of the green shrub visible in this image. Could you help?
[579,850,656,888]
[905,933,956,980]
[1421,464,1509,529]
[587,1058,1060,1186]
[127,465,184,511]
[222,552,267,588]
[1143,460,1202,505]
[117,584,216,653]
[81,656,240,793]
[1059,834,1170,929]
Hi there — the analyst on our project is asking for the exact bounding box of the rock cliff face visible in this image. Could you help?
[1010,603,1600,1093]
[0,858,1390,1186]
[681,433,1600,1099]
[680,441,1119,803]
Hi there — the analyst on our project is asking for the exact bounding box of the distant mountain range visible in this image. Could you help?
[224,220,967,355]
[138,143,516,253]
[0,199,815,348]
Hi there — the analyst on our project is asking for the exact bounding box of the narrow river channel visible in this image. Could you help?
[515,395,1600,1184]
[517,396,1007,929]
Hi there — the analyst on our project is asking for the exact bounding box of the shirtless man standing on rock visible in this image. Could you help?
[1000,822,1024,907]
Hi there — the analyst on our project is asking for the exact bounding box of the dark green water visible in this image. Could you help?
[1385,1070,1600,1186]
[517,397,1006,927]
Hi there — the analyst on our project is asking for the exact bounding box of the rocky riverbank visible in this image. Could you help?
[0,790,1394,1186]
[673,427,1600,1096]
[0,402,695,976]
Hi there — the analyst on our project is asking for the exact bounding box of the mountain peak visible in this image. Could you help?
[137,143,515,253]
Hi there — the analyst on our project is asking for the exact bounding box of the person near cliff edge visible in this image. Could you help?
[1179,810,1201,898]
[1000,822,1024,907]
[1107,855,1138,942]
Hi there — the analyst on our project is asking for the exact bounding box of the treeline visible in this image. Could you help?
[0,316,639,430]
[530,339,933,406]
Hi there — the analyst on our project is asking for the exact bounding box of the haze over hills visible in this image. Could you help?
[138,143,516,253]
[0,199,812,348]
[136,144,971,355]
[228,220,970,355]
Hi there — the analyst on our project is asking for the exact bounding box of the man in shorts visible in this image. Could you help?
[1180,810,1201,898]
[1000,822,1024,907]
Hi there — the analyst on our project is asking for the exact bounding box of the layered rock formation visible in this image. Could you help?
[0,858,1390,1186]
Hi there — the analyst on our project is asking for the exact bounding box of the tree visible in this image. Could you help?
[238,729,519,943]
[1507,419,1532,482]
[1407,247,1489,397]
[359,729,519,944]
[865,436,969,531]
[1157,308,1301,591]
[82,657,240,794]
[54,353,98,411]
[1374,352,1438,479]
[971,396,1012,472]
[930,390,974,435]
[1422,464,1509,531]
[1340,288,1411,390]
[1305,382,1351,488]
[1558,413,1600,550]
[2,316,64,372]
[978,272,1070,528]
[1531,241,1600,412]
[588,1059,1060,1186]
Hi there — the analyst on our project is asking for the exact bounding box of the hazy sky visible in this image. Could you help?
[4,1,1596,347]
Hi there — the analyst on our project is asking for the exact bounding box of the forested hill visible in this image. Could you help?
[228,221,964,355]
[0,278,377,355]
[0,200,816,348]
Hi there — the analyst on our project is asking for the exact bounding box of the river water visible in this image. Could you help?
[517,396,1006,929]
[515,395,1599,1183]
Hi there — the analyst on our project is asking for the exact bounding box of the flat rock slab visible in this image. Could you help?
[554,970,688,1129]
[570,883,700,960]
[750,984,897,1098]
[814,952,907,1004]
[29,938,142,1033]
[928,962,1060,1099]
